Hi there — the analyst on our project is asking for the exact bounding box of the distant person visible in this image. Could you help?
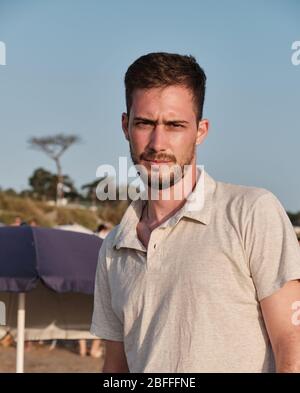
[11,216,21,226]
[95,223,110,239]
[29,218,37,227]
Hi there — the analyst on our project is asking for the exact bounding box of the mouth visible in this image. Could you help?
[143,159,173,164]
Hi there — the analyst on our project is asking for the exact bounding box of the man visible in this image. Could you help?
[91,53,300,372]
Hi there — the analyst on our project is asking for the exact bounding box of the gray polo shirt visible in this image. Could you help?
[90,169,300,372]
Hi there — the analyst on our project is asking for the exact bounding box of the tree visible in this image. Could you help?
[288,211,300,226]
[29,167,79,201]
[4,188,18,196]
[28,134,80,204]
[81,178,106,206]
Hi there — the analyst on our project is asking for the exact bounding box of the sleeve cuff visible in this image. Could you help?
[257,273,300,301]
[90,323,124,342]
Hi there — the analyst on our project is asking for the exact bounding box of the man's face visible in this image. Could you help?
[122,85,208,189]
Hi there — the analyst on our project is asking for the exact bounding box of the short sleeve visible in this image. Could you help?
[90,238,124,341]
[245,191,300,301]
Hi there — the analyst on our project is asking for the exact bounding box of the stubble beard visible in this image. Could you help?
[129,141,196,190]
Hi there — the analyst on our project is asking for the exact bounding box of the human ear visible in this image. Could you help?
[196,119,209,145]
[122,112,130,141]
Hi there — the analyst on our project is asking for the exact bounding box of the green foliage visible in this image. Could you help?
[28,167,80,201]
[29,167,57,200]
[28,134,81,158]
[287,211,300,226]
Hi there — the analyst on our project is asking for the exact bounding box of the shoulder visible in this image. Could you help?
[216,178,269,202]
[214,178,279,211]
[211,178,286,226]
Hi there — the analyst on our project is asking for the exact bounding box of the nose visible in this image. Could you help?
[148,124,167,152]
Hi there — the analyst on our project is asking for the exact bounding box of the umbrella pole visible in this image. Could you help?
[16,292,26,373]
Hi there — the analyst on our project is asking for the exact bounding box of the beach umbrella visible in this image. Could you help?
[54,223,95,235]
[0,226,102,373]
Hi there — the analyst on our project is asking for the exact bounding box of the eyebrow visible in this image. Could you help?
[133,117,189,124]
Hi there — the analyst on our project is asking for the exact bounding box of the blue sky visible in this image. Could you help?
[0,0,299,211]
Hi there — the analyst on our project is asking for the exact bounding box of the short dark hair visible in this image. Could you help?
[97,223,108,232]
[124,52,207,121]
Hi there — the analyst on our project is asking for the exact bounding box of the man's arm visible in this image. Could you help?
[102,340,130,373]
[260,279,300,372]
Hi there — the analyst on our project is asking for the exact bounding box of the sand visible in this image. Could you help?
[0,340,105,373]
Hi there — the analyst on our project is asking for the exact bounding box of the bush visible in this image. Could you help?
[0,191,130,229]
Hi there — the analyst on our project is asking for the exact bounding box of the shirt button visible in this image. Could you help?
[154,244,156,249]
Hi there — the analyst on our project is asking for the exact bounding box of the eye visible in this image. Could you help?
[168,123,184,129]
[135,121,152,128]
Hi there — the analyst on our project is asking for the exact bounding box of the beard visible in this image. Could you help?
[129,141,196,190]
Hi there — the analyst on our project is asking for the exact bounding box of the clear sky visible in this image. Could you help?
[0,0,299,211]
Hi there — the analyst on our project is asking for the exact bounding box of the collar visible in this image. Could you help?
[112,168,216,251]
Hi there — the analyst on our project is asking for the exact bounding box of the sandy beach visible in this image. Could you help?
[0,341,105,373]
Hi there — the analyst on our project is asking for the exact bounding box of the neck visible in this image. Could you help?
[145,162,198,224]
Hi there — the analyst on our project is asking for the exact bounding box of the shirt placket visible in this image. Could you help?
[146,227,165,271]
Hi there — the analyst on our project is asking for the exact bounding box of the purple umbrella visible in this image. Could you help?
[0,226,102,372]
